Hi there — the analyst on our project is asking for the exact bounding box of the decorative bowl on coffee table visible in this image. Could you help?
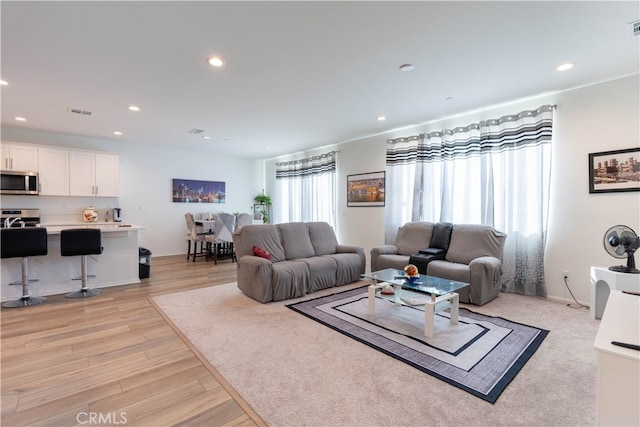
[403,264,420,285]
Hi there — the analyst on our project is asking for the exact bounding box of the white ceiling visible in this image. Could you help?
[1,1,638,159]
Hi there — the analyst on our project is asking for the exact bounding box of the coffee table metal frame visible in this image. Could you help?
[362,268,469,338]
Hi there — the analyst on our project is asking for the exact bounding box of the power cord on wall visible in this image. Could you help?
[563,275,589,309]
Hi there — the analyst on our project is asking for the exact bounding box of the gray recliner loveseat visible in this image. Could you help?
[371,222,507,305]
[233,221,366,303]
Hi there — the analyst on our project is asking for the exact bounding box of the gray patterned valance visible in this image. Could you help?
[276,151,337,179]
[386,105,555,165]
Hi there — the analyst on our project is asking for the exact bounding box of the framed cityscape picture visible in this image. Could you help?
[588,147,640,194]
[172,178,226,203]
[347,171,385,207]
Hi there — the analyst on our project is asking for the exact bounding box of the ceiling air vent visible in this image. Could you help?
[188,128,205,135]
[631,20,640,36]
[67,108,93,116]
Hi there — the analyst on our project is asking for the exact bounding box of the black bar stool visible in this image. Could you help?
[61,228,103,298]
[1,228,48,308]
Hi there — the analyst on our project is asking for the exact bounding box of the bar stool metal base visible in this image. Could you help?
[2,257,47,308]
[65,288,102,299]
[64,253,101,299]
[2,295,47,308]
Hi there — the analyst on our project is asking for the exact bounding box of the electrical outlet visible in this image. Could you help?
[563,270,569,280]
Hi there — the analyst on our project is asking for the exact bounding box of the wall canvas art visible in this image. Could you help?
[347,171,385,207]
[589,148,640,194]
[172,178,226,203]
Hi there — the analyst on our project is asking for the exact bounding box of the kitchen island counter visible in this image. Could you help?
[40,223,145,234]
[1,223,146,302]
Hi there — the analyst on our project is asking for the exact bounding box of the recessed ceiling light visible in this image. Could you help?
[203,136,211,140]
[377,116,386,121]
[113,131,122,136]
[128,105,140,111]
[207,56,224,67]
[399,64,414,72]
[557,63,574,71]
[14,116,26,122]
[0,80,7,86]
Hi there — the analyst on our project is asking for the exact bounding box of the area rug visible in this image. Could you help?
[152,282,598,427]
[287,286,548,403]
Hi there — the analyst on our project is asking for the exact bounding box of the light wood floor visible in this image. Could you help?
[1,255,265,427]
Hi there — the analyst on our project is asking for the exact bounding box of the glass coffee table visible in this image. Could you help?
[361,268,470,338]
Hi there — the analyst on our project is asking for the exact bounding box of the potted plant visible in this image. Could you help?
[254,191,272,206]
[254,191,271,223]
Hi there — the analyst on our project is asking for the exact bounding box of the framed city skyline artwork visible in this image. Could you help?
[347,171,385,207]
[172,178,226,203]
[588,147,640,194]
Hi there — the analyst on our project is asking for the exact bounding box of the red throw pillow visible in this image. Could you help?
[253,245,272,260]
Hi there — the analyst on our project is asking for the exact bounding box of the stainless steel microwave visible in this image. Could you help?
[1,170,39,195]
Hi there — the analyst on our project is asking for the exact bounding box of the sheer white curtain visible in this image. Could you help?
[385,105,554,297]
[273,151,336,227]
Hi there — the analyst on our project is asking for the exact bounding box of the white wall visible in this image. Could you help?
[544,76,640,303]
[0,128,260,256]
[265,74,640,305]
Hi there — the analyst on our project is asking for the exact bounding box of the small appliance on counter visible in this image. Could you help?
[113,208,122,222]
[1,208,41,228]
[83,206,99,222]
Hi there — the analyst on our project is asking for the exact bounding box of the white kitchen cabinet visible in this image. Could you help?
[94,153,119,196]
[1,142,38,171]
[69,151,119,197]
[69,151,94,196]
[38,147,70,196]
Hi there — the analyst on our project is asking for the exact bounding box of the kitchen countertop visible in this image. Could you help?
[39,222,145,234]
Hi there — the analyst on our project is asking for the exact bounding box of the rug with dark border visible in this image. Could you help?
[287,286,548,403]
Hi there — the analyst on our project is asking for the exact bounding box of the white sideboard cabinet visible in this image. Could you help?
[69,151,119,197]
[1,142,38,171]
[590,266,640,319]
[594,290,640,426]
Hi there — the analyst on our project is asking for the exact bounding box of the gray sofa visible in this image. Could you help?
[233,221,366,303]
[371,222,507,305]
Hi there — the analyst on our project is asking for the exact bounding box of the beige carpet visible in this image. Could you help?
[152,282,599,427]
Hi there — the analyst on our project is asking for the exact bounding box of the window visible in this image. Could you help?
[385,106,554,296]
[274,151,337,227]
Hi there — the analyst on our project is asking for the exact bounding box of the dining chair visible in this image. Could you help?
[235,212,253,231]
[210,212,236,264]
[184,212,207,262]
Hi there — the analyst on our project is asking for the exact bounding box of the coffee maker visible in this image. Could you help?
[113,208,122,222]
